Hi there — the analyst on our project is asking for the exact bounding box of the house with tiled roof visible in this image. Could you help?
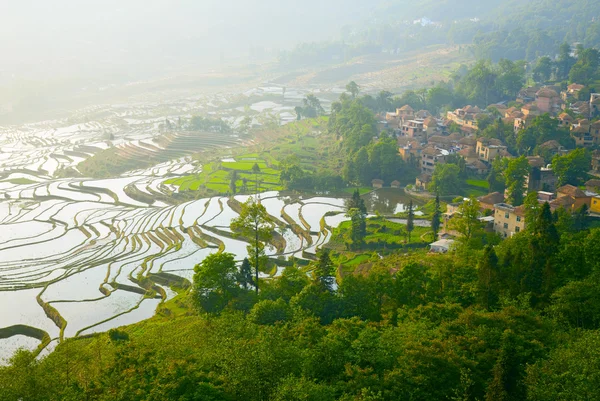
[476,138,507,162]
[585,179,600,193]
[447,106,487,131]
[478,192,504,211]
[558,113,574,128]
[517,86,539,104]
[372,179,384,189]
[538,140,565,157]
[556,185,592,210]
[467,159,490,176]
[415,173,432,191]
[421,147,448,174]
[593,150,600,173]
[536,88,562,114]
[398,139,423,162]
[562,84,585,102]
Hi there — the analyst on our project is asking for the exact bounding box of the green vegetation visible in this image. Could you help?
[7,197,600,400]
[165,155,283,196]
[3,178,37,185]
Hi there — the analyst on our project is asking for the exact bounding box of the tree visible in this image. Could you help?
[406,200,415,243]
[526,331,600,400]
[552,148,591,186]
[348,189,367,215]
[532,56,553,82]
[485,331,524,401]
[313,249,335,292]
[504,156,530,206]
[346,81,360,99]
[229,170,238,195]
[431,194,442,240]
[193,252,239,313]
[252,162,261,194]
[302,94,325,118]
[429,164,461,196]
[237,258,253,290]
[556,42,576,80]
[477,246,500,310]
[294,106,303,120]
[449,197,484,243]
[231,199,274,294]
[347,207,367,247]
[248,299,292,325]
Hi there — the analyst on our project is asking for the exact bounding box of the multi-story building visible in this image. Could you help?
[401,120,426,140]
[535,88,562,114]
[527,167,558,192]
[447,105,485,131]
[398,140,422,162]
[421,147,448,174]
[494,203,526,238]
[476,138,508,162]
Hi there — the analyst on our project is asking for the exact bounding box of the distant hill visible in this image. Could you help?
[281,0,600,66]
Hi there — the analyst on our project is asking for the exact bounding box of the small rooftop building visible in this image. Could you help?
[429,239,456,253]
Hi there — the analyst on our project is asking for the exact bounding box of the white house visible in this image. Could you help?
[429,239,455,253]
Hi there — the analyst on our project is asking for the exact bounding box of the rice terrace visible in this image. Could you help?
[0,84,420,360]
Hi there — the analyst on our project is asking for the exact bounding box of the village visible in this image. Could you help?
[376,84,600,251]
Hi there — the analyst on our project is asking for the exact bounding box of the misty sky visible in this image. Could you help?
[0,0,374,82]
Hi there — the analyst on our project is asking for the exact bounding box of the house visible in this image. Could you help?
[478,192,504,211]
[514,115,536,132]
[476,138,508,162]
[458,147,478,164]
[398,139,423,162]
[423,116,439,135]
[538,140,565,158]
[447,105,486,131]
[557,113,574,128]
[590,94,600,117]
[421,147,448,174]
[522,103,542,118]
[538,191,555,202]
[527,167,557,192]
[592,150,600,173]
[517,86,539,104]
[467,160,490,176]
[549,195,577,212]
[372,179,384,189]
[562,84,585,101]
[391,180,401,189]
[416,110,430,119]
[536,88,562,114]
[415,174,432,191]
[585,179,600,193]
[591,195,600,214]
[571,101,591,117]
[556,185,592,210]
[397,105,415,119]
[429,239,455,253]
[527,156,546,169]
[401,120,426,140]
[571,121,594,147]
[428,135,455,150]
[494,203,526,238]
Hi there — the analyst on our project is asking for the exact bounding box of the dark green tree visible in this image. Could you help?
[406,200,415,243]
[477,245,500,310]
[193,252,239,313]
[313,249,335,292]
[431,194,442,240]
[231,199,274,294]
